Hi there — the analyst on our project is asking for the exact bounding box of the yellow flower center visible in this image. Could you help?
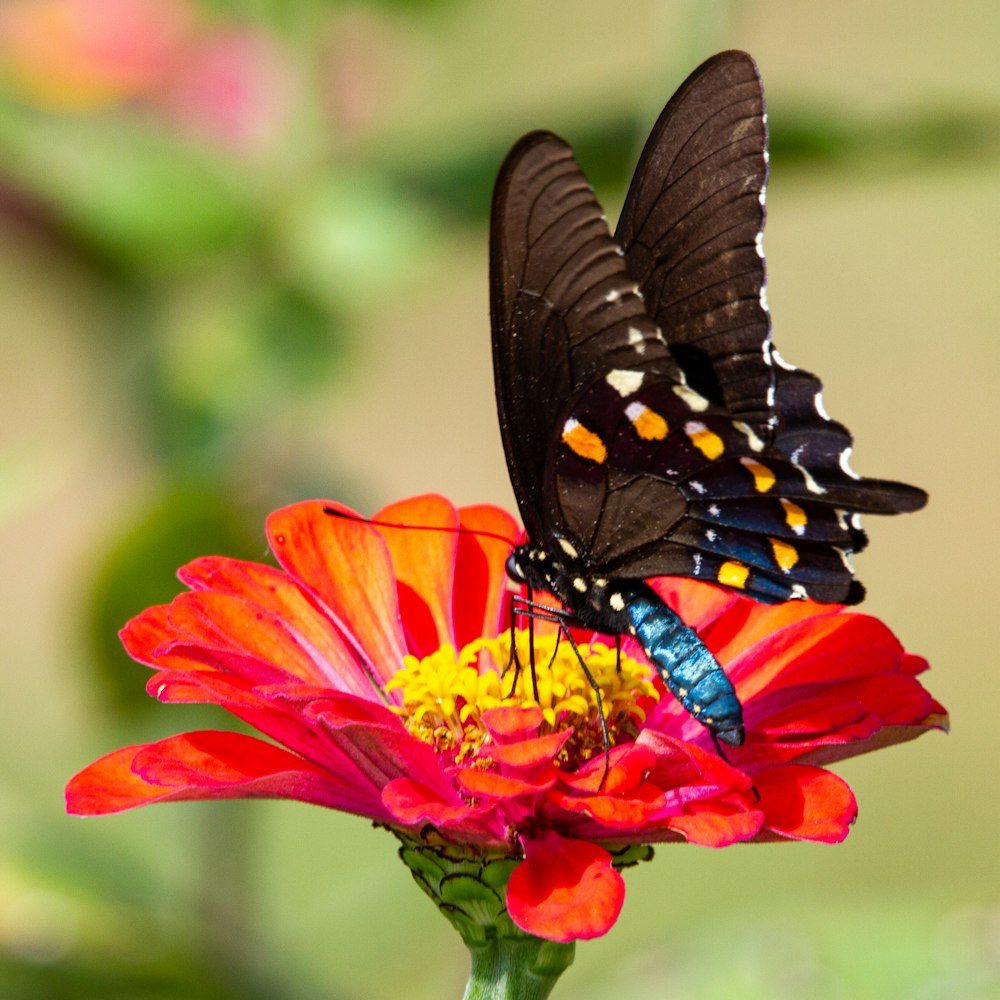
[386,630,659,766]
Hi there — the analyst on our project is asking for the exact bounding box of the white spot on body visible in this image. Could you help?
[609,592,625,612]
[573,577,587,593]
[606,368,644,397]
[558,537,579,558]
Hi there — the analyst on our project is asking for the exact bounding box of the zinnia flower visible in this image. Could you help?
[66,494,946,947]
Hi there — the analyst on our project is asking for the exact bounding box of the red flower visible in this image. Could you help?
[66,494,946,943]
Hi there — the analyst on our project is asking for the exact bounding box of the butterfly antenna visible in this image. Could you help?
[323,506,518,546]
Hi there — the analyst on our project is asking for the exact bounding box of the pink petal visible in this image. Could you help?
[507,830,624,941]
[267,502,406,685]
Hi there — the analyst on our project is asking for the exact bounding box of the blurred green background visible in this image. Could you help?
[1,0,997,997]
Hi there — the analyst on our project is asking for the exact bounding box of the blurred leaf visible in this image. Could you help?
[86,489,260,715]
[275,171,442,310]
[0,100,256,275]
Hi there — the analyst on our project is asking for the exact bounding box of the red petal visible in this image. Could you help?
[382,778,505,843]
[65,731,373,816]
[120,604,198,671]
[480,705,543,741]
[167,591,331,685]
[477,729,572,770]
[178,556,367,693]
[754,764,858,843]
[665,800,764,846]
[374,495,458,657]
[507,831,624,941]
[547,782,665,828]
[267,502,406,685]
[456,767,557,799]
[453,504,519,647]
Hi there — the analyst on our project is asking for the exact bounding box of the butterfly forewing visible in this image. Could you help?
[614,50,773,430]
[490,131,682,536]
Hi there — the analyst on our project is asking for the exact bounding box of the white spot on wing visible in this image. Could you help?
[814,391,831,421]
[708,504,721,517]
[605,288,621,303]
[759,284,770,313]
[839,447,861,480]
[771,348,797,371]
[795,463,826,495]
[606,369,644,397]
[627,326,646,355]
[733,420,765,452]
[790,584,808,599]
[755,230,765,258]
[693,553,703,575]
[673,383,709,412]
[837,548,856,573]
[689,480,706,495]
[705,529,717,542]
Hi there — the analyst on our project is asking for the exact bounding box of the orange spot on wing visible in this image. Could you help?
[562,420,607,464]
[741,457,776,492]
[685,422,724,460]
[717,560,749,589]
[780,497,808,531]
[628,404,668,440]
[769,537,799,572]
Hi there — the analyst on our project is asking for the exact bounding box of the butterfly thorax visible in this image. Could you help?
[506,540,634,633]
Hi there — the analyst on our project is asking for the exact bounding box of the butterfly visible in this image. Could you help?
[489,50,926,747]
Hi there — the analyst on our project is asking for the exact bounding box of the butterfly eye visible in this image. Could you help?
[505,552,525,584]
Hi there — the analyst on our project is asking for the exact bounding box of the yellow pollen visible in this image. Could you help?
[685,421,724,460]
[562,420,607,464]
[386,632,658,766]
[718,560,750,589]
[769,537,800,572]
[741,456,776,492]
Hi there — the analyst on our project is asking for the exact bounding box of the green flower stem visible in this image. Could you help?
[463,935,575,1000]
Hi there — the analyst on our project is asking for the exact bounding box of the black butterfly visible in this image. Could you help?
[489,50,926,747]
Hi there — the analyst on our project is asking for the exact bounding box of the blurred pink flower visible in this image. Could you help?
[159,25,294,154]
